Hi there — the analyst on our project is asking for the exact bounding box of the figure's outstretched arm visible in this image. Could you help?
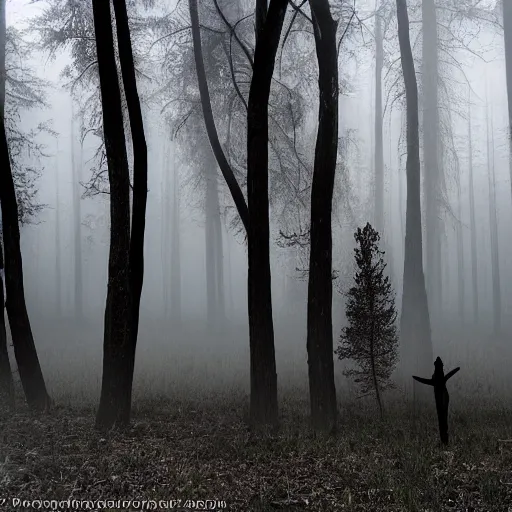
[412,376,434,386]
[444,367,460,382]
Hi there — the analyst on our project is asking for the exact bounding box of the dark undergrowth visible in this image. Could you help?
[1,392,512,511]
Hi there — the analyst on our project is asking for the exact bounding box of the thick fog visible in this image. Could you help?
[3,0,512,407]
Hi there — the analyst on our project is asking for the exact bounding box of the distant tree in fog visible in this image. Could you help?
[336,223,398,418]
[466,91,478,323]
[503,0,512,204]
[0,0,50,412]
[395,0,433,396]
[484,93,501,336]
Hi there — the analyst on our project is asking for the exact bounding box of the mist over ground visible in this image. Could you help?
[1,0,512,509]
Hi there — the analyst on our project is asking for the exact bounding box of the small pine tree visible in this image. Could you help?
[336,222,399,417]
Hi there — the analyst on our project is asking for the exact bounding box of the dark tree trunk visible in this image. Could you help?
[0,126,49,411]
[422,0,442,323]
[0,0,49,412]
[0,0,4,111]
[503,0,512,201]
[71,99,83,320]
[188,0,248,231]
[307,0,338,434]
[93,0,132,430]
[189,0,285,427]
[112,0,148,426]
[246,0,288,427]
[0,239,14,409]
[374,1,384,234]
[396,0,433,396]
[467,96,478,322]
[485,97,501,335]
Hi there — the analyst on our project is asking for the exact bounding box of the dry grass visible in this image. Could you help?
[1,391,512,511]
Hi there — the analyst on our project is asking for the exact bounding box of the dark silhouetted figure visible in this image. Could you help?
[413,357,460,445]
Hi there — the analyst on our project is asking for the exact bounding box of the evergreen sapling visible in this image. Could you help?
[336,223,399,417]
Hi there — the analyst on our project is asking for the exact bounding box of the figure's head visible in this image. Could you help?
[434,356,443,368]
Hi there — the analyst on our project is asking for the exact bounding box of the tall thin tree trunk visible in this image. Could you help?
[503,0,512,202]
[55,141,62,317]
[485,95,501,335]
[161,141,170,317]
[71,98,83,320]
[467,94,478,322]
[205,151,217,327]
[170,149,181,325]
[456,170,464,321]
[111,0,149,426]
[246,0,287,427]
[0,0,49,412]
[225,225,233,318]
[422,0,442,323]
[0,239,14,409]
[374,0,384,234]
[189,0,285,427]
[396,0,433,396]
[94,0,132,430]
[399,111,405,251]
[307,0,338,434]
[212,175,225,325]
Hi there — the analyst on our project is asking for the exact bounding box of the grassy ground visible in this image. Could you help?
[1,392,512,511]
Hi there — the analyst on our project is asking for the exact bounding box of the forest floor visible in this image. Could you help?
[1,392,511,511]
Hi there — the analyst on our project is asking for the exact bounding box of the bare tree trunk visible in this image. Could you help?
[370,336,383,419]
[225,225,233,317]
[189,0,285,426]
[205,150,217,327]
[94,0,132,430]
[212,175,225,325]
[503,0,512,202]
[456,171,464,321]
[374,0,384,234]
[0,0,4,110]
[399,111,405,251]
[0,240,14,409]
[485,95,501,336]
[246,0,288,427]
[170,150,181,325]
[71,98,83,320]
[467,95,478,323]
[396,0,433,397]
[113,0,149,426]
[188,0,248,230]
[161,141,170,317]
[422,0,442,323]
[0,0,49,412]
[55,142,62,317]
[307,0,338,434]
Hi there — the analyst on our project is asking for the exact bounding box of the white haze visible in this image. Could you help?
[4,0,512,407]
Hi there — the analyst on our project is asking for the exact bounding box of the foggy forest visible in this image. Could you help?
[1,0,512,510]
